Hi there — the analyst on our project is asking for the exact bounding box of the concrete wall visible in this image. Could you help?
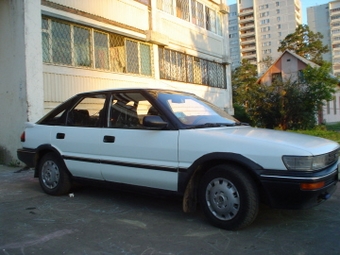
[0,0,43,164]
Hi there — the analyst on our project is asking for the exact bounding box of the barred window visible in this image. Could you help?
[176,0,189,21]
[42,17,153,77]
[206,6,216,33]
[74,26,91,67]
[52,20,72,65]
[158,0,221,35]
[159,48,225,88]
[94,31,109,70]
[191,0,204,28]
[157,0,173,15]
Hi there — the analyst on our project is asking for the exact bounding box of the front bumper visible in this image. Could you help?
[259,163,339,209]
[17,148,36,168]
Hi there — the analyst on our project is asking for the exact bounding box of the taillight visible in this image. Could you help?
[20,132,25,142]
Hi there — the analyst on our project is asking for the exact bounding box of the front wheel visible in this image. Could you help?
[38,152,72,195]
[198,164,259,230]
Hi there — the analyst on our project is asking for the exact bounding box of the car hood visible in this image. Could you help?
[179,126,340,170]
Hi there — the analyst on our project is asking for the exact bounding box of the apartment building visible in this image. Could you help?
[0,0,232,163]
[308,1,340,123]
[229,0,302,74]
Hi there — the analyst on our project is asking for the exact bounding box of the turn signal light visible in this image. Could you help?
[300,181,325,191]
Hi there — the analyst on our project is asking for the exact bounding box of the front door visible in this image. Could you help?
[99,91,179,191]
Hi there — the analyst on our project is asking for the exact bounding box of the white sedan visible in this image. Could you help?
[17,88,340,230]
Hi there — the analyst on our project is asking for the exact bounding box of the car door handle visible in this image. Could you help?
[103,135,115,143]
[56,133,65,139]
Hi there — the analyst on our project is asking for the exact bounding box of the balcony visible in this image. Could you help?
[242,51,256,60]
[239,8,254,17]
[240,30,255,38]
[239,16,254,24]
[242,45,256,52]
[239,23,255,31]
[241,37,256,45]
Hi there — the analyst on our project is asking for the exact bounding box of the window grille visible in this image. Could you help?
[52,20,72,65]
[42,17,153,77]
[159,48,225,88]
[74,26,91,67]
[206,6,216,33]
[176,0,189,21]
[157,0,173,15]
[94,31,109,70]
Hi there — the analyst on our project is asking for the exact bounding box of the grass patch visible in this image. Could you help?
[290,125,340,143]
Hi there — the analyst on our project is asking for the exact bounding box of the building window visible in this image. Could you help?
[334,97,337,114]
[191,0,204,27]
[94,31,109,70]
[261,26,270,32]
[51,20,72,65]
[272,72,282,83]
[176,0,190,21]
[277,24,281,29]
[259,4,269,10]
[260,19,270,25]
[206,6,216,33]
[74,26,91,67]
[158,0,221,35]
[327,101,330,114]
[276,2,280,7]
[261,34,271,39]
[159,48,225,88]
[277,17,281,22]
[260,11,269,17]
[298,70,305,83]
[276,9,280,14]
[42,17,153,77]
[157,0,173,15]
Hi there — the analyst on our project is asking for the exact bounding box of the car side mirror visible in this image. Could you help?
[143,115,168,129]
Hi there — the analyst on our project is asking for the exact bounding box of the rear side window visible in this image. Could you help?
[39,94,107,127]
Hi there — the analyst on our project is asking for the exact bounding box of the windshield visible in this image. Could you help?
[157,92,238,127]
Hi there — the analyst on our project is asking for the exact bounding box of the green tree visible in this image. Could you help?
[232,62,338,130]
[255,63,339,130]
[278,24,329,65]
[231,59,258,124]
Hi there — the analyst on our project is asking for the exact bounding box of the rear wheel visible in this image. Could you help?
[198,164,259,230]
[38,152,72,195]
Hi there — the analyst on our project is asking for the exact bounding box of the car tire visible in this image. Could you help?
[198,164,259,230]
[38,152,72,195]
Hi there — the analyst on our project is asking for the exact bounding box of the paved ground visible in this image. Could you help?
[0,164,339,255]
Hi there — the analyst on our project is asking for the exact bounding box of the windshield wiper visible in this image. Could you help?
[187,123,236,129]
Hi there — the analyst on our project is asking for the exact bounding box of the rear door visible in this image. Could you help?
[50,94,107,180]
[99,91,179,191]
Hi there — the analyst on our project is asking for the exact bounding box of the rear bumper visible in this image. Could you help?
[259,164,339,209]
[17,148,36,168]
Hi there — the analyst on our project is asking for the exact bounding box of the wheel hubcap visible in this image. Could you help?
[41,160,60,189]
[205,178,240,220]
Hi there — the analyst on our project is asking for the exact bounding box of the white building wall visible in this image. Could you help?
[0,0,44,164]
[307,4,332,63]
[45,0,149,31]
[308,2,340,124]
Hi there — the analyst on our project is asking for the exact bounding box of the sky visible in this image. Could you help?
[227,0,331,24]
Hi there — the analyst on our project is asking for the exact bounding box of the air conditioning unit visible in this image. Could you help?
[220,4,230,14]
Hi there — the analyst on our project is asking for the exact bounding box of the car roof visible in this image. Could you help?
[75,88,194,96]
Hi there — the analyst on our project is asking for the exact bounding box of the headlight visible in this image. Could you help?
[282,150,339,171]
